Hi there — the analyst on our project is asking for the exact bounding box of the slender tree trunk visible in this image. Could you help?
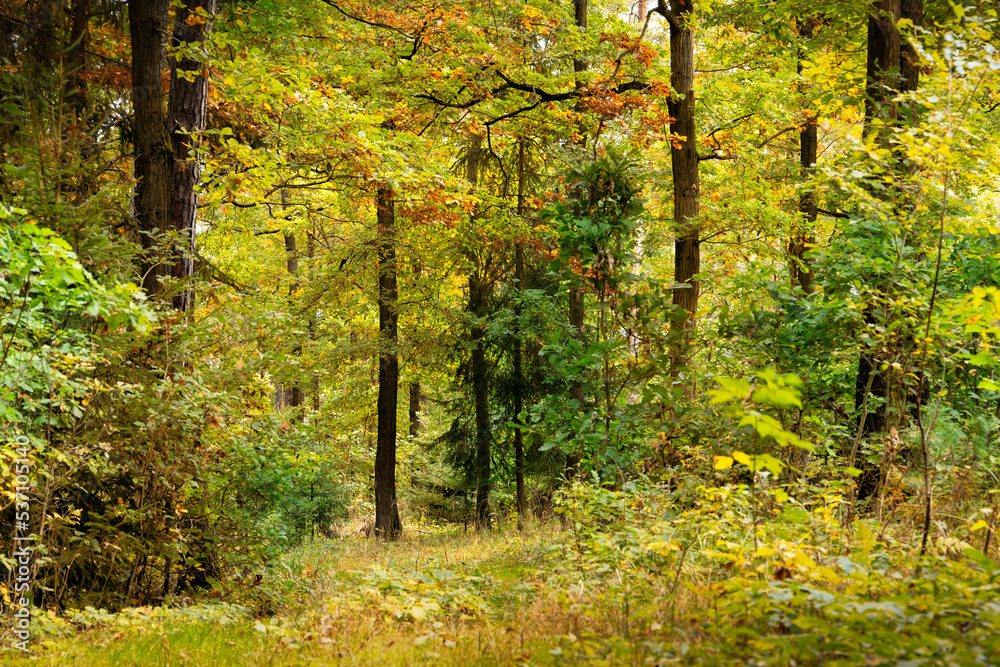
[408,381,421,438]
[373,185,402,539]
[464,137,491,530]
[309,228,320,413]
[129,0,173,298]
[514,138,527,530]
[791,18,817,296]
[667,1,700,340]
[408,260,422,438]
[166,0,215,312]
[471,288,491,530]
[284,228,304,415]
[565,0,588,480]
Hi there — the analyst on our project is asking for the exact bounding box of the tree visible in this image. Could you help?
[854,0,924,445]
[791,17,818,296]
[129,0,173,300]
[373,184,402,539]
[167,0,217,311]
[653,0,701,363]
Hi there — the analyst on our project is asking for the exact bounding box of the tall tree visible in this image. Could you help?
[129,0,173,299]
[566,0,588,479]
[513,137,528,530]
[464,136,492,530]
[654,0,700,360]
[167,0,216,312]
[790,17,818,296]
[373,184,402,539]
[855,0,924,442]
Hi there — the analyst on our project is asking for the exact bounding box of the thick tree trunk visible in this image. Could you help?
[129,0,173,299]
[167,0,215,312]
[900,0,923,98]
[864,0,901,130]
[66,0,91,124]
[373,185,402,539]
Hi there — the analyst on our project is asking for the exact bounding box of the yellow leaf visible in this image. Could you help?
[733,451,752,468]
[971,519,990,532]
[714,455,734,470]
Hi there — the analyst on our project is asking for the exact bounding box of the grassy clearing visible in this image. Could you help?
[11,481,1000,665]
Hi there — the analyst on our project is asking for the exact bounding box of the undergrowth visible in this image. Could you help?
[6,478,999,665]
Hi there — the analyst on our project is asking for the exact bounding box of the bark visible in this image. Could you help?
[373,185,402,539]
[514,138,527,530]
[129,0,173,298]
[471,286,491,530]
[167,0,215,312]
[408,259,422,438]
[465,136,491,530]
[854,0,924,498]
[283,228,303,415]
[864,0,902,131]
[565,0,588,479]
[66,0,91,124]
[667,0,700,336]
[23,0,59,91]
[791,18,817,296]
[408,381,421,438]
[309,229,320,413]
[900,0,923,98]
[573,0,587,77]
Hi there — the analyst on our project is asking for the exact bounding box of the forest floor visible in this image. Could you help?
[25,523,581,666]
[12,490,1000,666]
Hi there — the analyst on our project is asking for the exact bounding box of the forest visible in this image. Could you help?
[2,0,1000,663]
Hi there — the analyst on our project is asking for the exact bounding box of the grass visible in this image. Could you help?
[17,521,577,666]
[11,482,1000,665]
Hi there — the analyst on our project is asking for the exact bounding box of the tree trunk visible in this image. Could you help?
[791,17,817,296]
[565,0,588,479]
[464,136,491,530]
[309,228,320,413]
[514,138,527,530]
[408,381,421,438]
[129,0,173,299]
[661,0,700,362]
[66,0,92,127]
[854,0,923,499]
[864,0,901,130]
[167,0,215,312]
[284,228,304,415]
[373,185,402,539]
[900,0,923,100]
[471,288,491,530]
[408,259,422,438]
